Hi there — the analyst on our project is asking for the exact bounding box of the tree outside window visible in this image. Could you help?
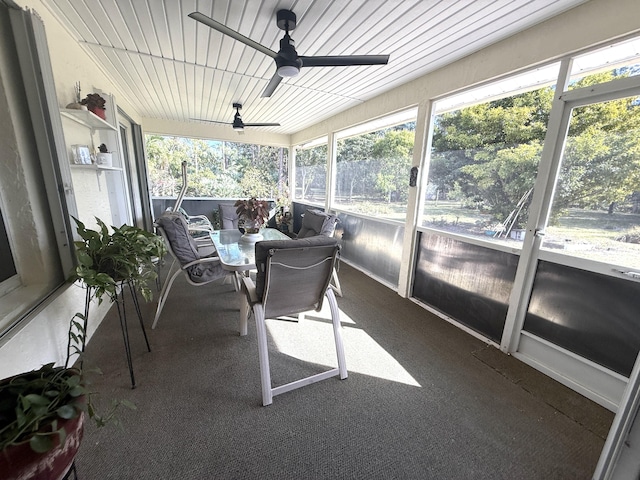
[334,122,415,220]
[145,135,288,200]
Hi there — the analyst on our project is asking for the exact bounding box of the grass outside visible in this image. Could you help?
[421,200,640,268]
[335,198,640,269]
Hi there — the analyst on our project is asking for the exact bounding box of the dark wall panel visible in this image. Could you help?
[412,232,518,342]
[525,260,640,377]
[292,203,403,288]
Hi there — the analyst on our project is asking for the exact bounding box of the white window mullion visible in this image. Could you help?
[500,57,574,353]
[326,132,336,212]
[398,100,433,297]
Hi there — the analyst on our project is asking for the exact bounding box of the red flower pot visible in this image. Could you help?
[89,106,106,120]
[0,411,85,480]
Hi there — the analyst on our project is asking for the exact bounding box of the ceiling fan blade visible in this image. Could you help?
[189,12,277,59]
[261,74,283,98]
[300,55,390,67]
[243,123,281,127]
[191,118,230,125]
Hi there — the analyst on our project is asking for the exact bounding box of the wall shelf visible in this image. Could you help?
[61,108,116,131]
[70,164,122,171]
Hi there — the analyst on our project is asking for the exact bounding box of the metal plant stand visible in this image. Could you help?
[113,280,151,388]
[76,280,151,389]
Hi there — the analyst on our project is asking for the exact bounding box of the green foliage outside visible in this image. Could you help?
[335,123,415,210]
[430,71,640,229]
[146,135,288,200]
[295,143,327,202]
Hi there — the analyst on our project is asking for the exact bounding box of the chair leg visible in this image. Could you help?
[152,265,182,329]
[239,294,249,336]
[330,268,343,297]
[231,272,241,292]
[254,304,273,406]
[326,288,348,380]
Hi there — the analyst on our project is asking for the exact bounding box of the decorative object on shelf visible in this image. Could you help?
[95,143,113,167]
[80,92,107,120]
[65,81,87,110]
[71,144,91,165]
[234,197,270,243]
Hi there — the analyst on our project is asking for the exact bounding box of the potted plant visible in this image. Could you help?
[0,363,88,479]
[80,93,107,120]
[234,198,270,233]
[71,217,166,304]
[95,143,112,167]
[234,198,271,243]
[275,193,292,234]
[0,313,133,479]
[72,216,167,388]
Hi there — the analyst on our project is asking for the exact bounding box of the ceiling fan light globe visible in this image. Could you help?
[233,125,243,131]
[277,65,299,77]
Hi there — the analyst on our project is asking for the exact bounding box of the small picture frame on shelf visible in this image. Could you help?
[71,144,91,165]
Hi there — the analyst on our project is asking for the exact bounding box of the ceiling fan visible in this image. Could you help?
[193,103,281,131]
[189,9,390,98]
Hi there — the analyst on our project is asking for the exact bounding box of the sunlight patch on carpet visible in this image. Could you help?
[266,303,421,387]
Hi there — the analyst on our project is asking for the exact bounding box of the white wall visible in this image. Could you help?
[0,0,144,378]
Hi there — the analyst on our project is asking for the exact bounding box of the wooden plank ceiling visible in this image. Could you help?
[42,0,587,135]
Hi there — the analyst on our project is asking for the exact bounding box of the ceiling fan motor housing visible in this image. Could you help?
[276,35,302,74]
[232,103,244,129]
[276,10,297,31]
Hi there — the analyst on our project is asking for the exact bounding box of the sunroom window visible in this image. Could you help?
[568,36,640,89]
[334,109,417,221]
[293,137,328,207]
[425,64,560,245]
[145,135,288,228]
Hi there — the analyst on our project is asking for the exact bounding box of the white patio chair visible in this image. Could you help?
[153,212,233,330]
[241,236,347,406]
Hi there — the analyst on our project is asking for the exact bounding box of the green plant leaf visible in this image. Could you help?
[69,385,85,397]
[24,394,50,406]
[120,399,137,410]
[56,404,77,419]
[30,434,54,453]
[44,389,61,398]
[76,251,93,267]
[15,406,26,426]
[65,375,81,387]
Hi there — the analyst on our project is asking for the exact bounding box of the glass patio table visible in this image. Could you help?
[210,228,290,336]
[210,228,290,273]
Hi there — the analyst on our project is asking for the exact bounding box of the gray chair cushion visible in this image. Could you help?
[156,213,225,283]
[254,236,339,300]
[157,213,199,263]
[297,209,338,238]
[219,203,240,229]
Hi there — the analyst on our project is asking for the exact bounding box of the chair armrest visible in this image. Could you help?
[193,236,215,249]
[188,214,211,223]
[181,256,220,270]
[241,276,259,305]
[189,226,214,234]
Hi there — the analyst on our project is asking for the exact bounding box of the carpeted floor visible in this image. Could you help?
[75,263,613,479]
